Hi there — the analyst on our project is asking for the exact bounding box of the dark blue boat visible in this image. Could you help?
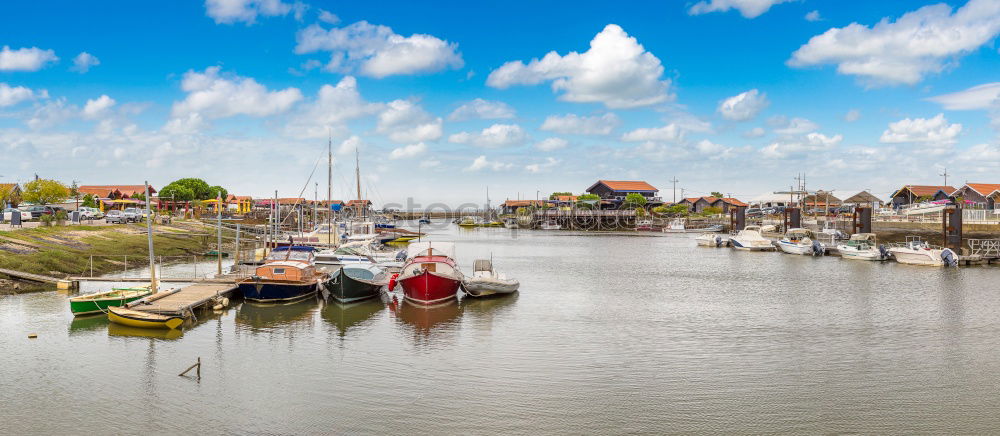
[237,246,327,303]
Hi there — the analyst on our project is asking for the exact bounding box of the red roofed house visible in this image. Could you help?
[585,180,660,209]
[711,197,749,214]
[889,185,957,208]
[501,199,545,214]
[951,183,1000,209]
[78,185,156,199]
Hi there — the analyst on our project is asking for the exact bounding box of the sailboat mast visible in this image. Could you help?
[327,133,333,245]
[355,148,362,219]
[144,181,157,293]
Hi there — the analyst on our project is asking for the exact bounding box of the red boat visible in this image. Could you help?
[395,242,463,305]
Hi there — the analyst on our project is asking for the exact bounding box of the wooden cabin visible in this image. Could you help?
[951,183,1000,209]
[842,191,884,208]
[585,180,661,208]
[888,185,956,208]
[256,248,317,282]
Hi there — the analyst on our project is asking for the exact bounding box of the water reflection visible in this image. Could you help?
[235,298,318,332]
[320,297,385,337]
[68,314,108,334]
[459,293,519,329]
[107,323,183,340]
[391,298,462,343]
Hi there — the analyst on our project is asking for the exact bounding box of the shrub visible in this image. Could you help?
[39,214,54,227]
[55,210,68,225]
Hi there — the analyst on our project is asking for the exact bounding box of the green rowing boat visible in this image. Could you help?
[68,287,153,316]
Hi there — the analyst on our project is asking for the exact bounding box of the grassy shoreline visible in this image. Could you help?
[0,222,217,294]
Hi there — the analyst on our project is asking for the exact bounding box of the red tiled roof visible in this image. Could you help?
[963,183,1000,196]
[227,195,253,201]
[554,195,578,202]
[79,185,156,197]
[590,180,658,192]
[719,197,748,207]
[347,199,371,206]
[897,185,957,197]
[699,196,719,203]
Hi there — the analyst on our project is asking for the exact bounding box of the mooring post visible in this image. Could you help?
[179,357,201,379]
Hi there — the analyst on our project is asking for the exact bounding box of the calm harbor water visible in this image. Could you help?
[3,224,1000,434]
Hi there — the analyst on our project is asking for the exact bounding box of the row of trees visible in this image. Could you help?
[1,179,72,205]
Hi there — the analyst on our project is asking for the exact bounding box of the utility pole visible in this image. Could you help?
[670,176,679,203]
[940,168,949,187]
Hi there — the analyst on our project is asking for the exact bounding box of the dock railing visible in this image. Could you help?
[967,239,1000,258]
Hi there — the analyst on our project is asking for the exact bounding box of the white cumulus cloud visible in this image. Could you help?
[879,114,962,145]
[525,157,560,173]
[295,21,463,78]
[718,89,769,121]
[621,124,684,142]
[448,98,516,121]
[760,132,842,159]
[170,66,303,122]
[773,117,819,135]
[466,155,514,172]
[487,24,672,109]
[844,109,861,122]
[204,0,298,24]
[0,83,45,107]
[535,137,568,151]
[449,123,527,148]
[389,142,428,159]
[743,126,766,138]
[805,10,822,22]
[540,113,620,135]
[927,82,1000,110]
[789,0,1000,85]
[688,0,792,19]
[0,46,58,71]
[376,100,443,143]
[82,95,116,119]
[71,52,100,73]
[285,76,381,139]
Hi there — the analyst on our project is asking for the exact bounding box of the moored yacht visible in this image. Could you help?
[394,242,464,305]
[777,228,824,255]
[888,236,957,267]
[238,246,327,302]
[836,233,890,261]
[729,225,775,251]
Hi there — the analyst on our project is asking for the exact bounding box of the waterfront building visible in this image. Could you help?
[888,185,957,208]
[842,191,884,209]
[950,183,1000,209]
[584,180,661,209]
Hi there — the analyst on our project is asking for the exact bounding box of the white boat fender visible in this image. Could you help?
[941,248,958,267]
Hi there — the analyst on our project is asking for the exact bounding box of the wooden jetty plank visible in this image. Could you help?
[0,267,61,284]
[129,283,238,316]
[69,276,237,283]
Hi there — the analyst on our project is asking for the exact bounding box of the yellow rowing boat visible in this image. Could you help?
[107,306,183,329]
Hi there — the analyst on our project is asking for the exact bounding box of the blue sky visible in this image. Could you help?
[2,0,1000,206]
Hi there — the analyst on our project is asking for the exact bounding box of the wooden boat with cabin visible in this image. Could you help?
[238,246,328,303]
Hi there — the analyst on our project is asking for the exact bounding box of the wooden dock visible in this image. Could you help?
[128,283,239,317]
[0,267,61,284]
[69,276,236,284]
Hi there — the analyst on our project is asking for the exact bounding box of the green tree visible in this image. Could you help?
[0,184,17,206]
[710,191,723,198]
[576,193,600,209]
[22,179,69,205]
[81,194,97,208]
[159,178,225,201]
[623,193,647,209]
[549,192,572,200]
[701,206,723,216]
[666,204,689,215]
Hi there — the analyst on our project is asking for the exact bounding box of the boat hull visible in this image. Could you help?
[837,247,887,261]
[777,241,816,255]
[69,289,152,316]
[399,270,460,305]
[890,249,945,266]
[326,269,383,303]
[730,239,775,251]
[239,280,320,303]
[463,278,519,297]
[107,307,183,330]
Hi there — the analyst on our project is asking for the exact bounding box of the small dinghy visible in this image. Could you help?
[108,306,184,330]
[463,259,519,297]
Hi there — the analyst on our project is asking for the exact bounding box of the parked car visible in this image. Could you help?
[2,208,25,223]
[105,210,127,224]
[78,207,104,220]
[122,207,142,223]
[22,205,56,219]
[746,208,763,217]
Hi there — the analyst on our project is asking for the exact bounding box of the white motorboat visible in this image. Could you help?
[903,202,947,216]
[836,233,889,261]
[346,221,379,241]
[539,219,561,230]
[462,259,520,297]
[696,233,728,247]
[729,225,775,251]
[889,236,957,267]
[316,241,405,268]
[503,217,519,229]
[300,223,339,245]
[663,218,723,233]
[776,228,824,255]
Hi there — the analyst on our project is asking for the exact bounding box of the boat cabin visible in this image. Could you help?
[256,247,317,281]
